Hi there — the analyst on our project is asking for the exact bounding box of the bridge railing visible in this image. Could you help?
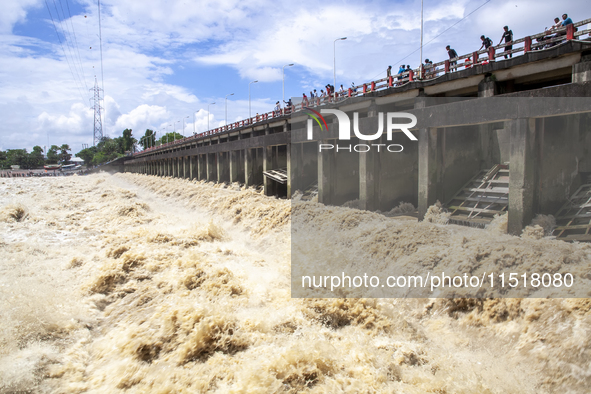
[135,18,591,156]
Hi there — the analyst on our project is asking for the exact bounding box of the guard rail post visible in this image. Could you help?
[524,36,532,53]
[445,60,450,73]
[488,46,495,62]
[567,24,575,40]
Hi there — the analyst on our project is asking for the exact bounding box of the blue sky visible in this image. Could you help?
[0,0,588,153]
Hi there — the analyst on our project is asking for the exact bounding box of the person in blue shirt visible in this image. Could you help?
[561,14,573,26]
[397,65,405,81]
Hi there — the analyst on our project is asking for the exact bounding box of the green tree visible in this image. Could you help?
[28,146,45,168]
[59,144,72,163]
[139,129,155,150]
[0,151,7,169]
[157,132,184,145]
[47,145,60,164]
[121,128,136,152]
[94,137,123,164]
[6,149,29,168]
[75,146,97,166]
[97,137,119,155]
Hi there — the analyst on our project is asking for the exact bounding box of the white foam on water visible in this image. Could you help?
[0,173,589,393]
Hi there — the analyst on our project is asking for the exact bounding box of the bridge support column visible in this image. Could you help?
[217,152,229,183]
[198,154,207,180]
[286,143,292,197]
[418,127,444,220]
[245,148,254,187]
[229,150,239,183]
[478,79,497,98]
[263,146,273,195]
[359,145,379,211]
[290,143,303,196]
[508,118,536,236]
[573,57,591,83]
[318,140,336,205]
[185,156,190,179]
[207,153,216,182]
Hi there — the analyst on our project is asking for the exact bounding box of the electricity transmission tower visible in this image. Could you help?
[91,77,104,146]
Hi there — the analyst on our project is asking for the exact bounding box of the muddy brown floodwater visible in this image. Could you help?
[0,173,590,393]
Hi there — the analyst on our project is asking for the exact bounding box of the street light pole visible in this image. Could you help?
[334,37,347,97]
[174,120,180,141]
[420,0,424,78]
[207,102,216,131]
[225,93,234,126]
[182,116,189,137]
[249,80,258,120]
[282,64,294,103]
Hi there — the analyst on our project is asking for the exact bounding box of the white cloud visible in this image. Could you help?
[113,104,168,133]
[0,0,41,33]
[1,0,589,152]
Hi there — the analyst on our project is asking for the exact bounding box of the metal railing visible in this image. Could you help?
[136,18,591,156]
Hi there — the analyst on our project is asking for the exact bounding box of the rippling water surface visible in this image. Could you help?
[1,173,590,393]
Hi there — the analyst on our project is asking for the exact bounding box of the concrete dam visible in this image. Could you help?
[124,35,591,239]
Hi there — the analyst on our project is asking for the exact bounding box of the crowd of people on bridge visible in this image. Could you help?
[272,13,585,115]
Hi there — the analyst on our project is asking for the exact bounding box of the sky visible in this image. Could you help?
[0,0,588,153]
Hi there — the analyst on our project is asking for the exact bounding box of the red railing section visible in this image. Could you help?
[137,19,591,155]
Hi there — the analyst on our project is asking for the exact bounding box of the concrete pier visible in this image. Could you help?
[125,41,591,235]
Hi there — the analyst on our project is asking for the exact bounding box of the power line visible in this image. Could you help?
[44,0,87,103]
[52,0,84,90]
[64,0,89,92]
[97,0,106,135]
[364,0,492,83]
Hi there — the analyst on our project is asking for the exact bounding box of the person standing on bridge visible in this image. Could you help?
[479,35,493,51]
[397,65,405,85]
[561,13,573,27]
[387,65,392,79]
[446,45,458,70]
[498,26,513,59]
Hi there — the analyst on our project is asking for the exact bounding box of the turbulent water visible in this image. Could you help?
[1,173,590,393]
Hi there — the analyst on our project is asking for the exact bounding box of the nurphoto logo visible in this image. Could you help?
[303,108,418,152]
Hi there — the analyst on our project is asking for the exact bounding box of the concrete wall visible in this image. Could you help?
[441,125,483,204]
[537,113,591,214]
